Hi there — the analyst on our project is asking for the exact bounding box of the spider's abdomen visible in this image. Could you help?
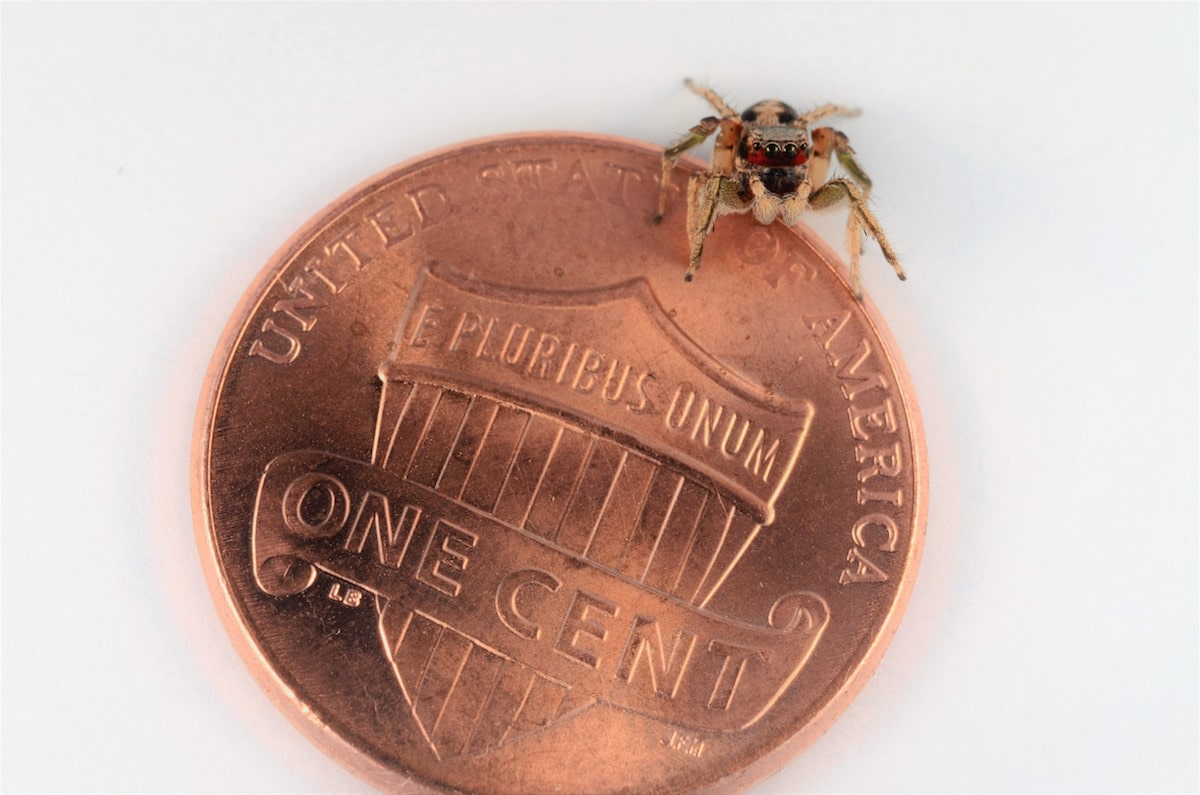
[741,100,800,125]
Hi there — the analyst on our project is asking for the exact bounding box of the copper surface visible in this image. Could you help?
[192,133,927,794]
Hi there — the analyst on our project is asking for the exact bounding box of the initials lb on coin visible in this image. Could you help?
[193,133,926,793]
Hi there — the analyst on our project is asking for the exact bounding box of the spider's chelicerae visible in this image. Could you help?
[654,79,906,299]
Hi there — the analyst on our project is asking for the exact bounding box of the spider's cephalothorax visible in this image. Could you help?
[654,80,906,299]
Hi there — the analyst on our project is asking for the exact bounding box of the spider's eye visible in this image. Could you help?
[765,143,781,156]
[752,141,762,150]
[784,143,798,156]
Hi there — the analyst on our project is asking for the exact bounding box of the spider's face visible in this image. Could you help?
[737,100,810,172]
[740,126,810,168]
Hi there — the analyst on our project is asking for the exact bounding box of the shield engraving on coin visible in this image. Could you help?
[251,264,830,758]
[194,133,926,794]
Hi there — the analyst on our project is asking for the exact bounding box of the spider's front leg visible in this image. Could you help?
[810,127,872,195]
[809,178,905,300]
[654,117,720,223]
[684,172,742,281]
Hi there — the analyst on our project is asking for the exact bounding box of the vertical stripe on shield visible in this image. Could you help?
[372,380,775,756]
[554,439,626,555]
[380,604,593,759]
[459,404,528,512]
[374,381,764,607]
[434,396,497,498]
[408,390,471,487]
[492,414,563,527]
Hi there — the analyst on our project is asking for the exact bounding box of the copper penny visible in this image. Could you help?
[192,133,927,793]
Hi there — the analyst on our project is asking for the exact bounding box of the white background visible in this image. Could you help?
[3,3,1196,793]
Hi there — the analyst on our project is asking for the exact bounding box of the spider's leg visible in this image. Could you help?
[837,149,873,195]
[800,104,861,126]
[684,174,741,281]
[847,212,864,300]
[810,127,872,195]
[655,116,720,223]
[684,79,738,117]
[809,178,904,300]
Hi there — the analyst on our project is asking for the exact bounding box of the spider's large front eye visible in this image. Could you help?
[765,143,781,156]
[784,143,798,156]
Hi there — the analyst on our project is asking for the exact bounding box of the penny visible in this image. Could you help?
[192,133,926,794]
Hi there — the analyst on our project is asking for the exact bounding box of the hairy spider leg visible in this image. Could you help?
[684,79,738,117]
[808,178,905,299]
[684,173,745,282]
[807,127,880,296]
[809,127,871,195]
[837,148,873,194]
[799,103,861,126]
[654,117,720,222]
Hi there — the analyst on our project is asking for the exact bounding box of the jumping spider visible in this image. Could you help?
[654,79,905,299]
